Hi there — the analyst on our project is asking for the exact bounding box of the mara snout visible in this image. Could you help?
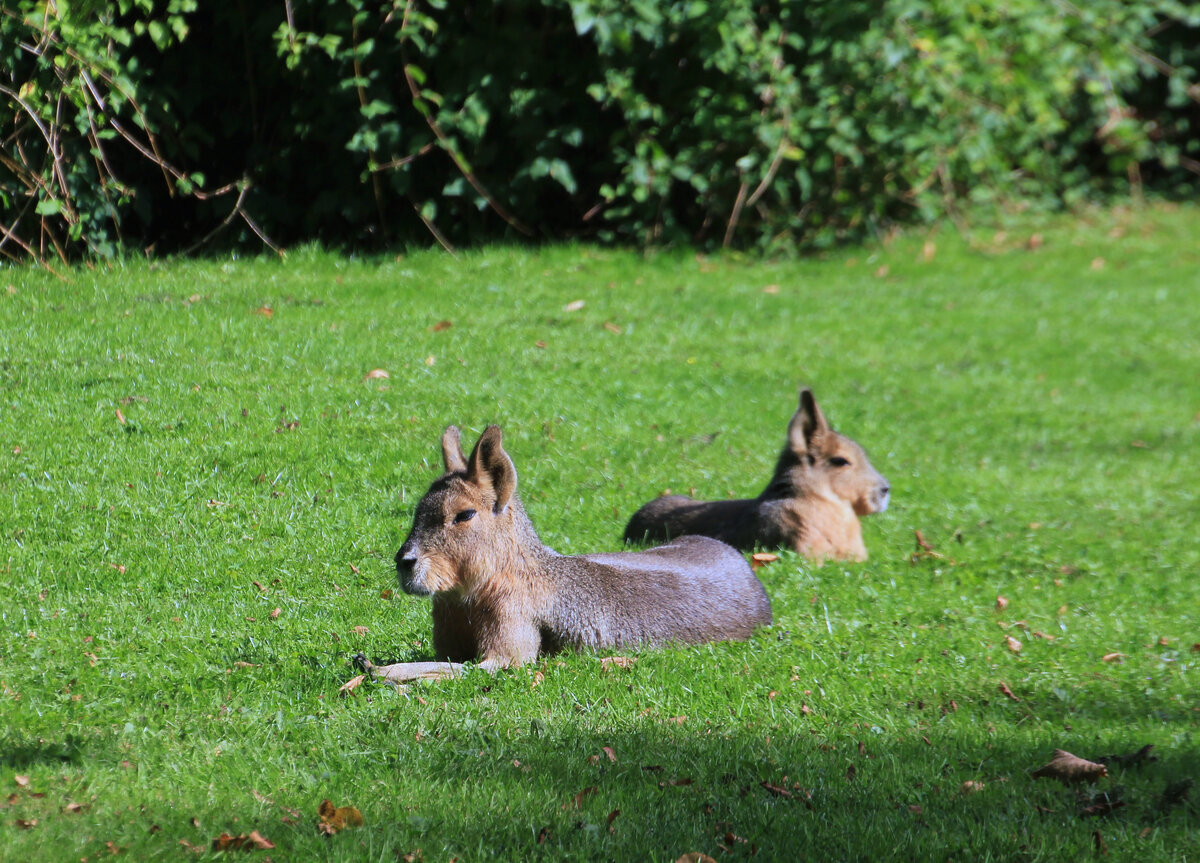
[624,387,889,562]
[393,423,772,669]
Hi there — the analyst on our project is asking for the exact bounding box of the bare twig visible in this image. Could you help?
[181,181,282,256]
[722,180,749,248]
[411,199,458,256]
[371,141,435,172]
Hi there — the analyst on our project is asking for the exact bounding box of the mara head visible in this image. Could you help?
[395,424,523,597]
[769,388,890,516]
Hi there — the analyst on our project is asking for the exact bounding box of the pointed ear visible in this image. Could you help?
[441,425,468,474]
[466,425,517,513]
[787,388,830,453]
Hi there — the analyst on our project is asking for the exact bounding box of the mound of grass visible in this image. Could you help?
[1,205,1197,861]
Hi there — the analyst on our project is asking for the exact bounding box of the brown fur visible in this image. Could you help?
[624,388,889,562]
[394,424,772,670]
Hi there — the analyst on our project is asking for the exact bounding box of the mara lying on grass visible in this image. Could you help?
[366,424,772,683]
[624,387,890,562]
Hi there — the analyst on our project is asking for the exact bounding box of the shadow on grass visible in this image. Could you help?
[334,718,1200,862]
[0,733,84,769]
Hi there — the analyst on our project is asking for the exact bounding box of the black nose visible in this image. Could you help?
[395,544,417,573]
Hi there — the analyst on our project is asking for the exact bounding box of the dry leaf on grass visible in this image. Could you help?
[339,674,366,697]
[961,781,986,795]
[675,855,718,863]
[363,369,390,381]
[998,682,1021,702]
[561,786,597,810]
[1030,750,1107,785]
[995,596,1009,611]
[317,799,363,834]
[211,830,275,851]
[602,746,617,763]
[14,775,29,788]
[750,553,778,571]
[1081,800,1126,818]
[1006,635,1022,653]
[599,656,636,671]
[1101,652,1125,663]
[430,320,453,332]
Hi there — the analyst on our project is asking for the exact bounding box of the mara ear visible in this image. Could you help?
[441,425,468,474]
[787,387,830,453]
[466,424,517,513]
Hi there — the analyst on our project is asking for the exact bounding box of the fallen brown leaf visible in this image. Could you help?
[1030,750,1107,785]
[1081,800,1126,818]
[995,596,1009,612]
[253,306,274,318]
[1101,652,1125,663]
[1006,635,1022,654]
[339,675,366,697]
[269,607,281,620]
[599,656,636,671]
[602,746,617,763]
[16,818,37,829]
[352,626,369,636]
[603,321,621,334]
[961,780,985,795]
[998,682,1020,702]
[14,775,29,788]
[760,781,792,798]
[317,799,363,834]
[675,855,718,863]
[562,786,597,810]
[1027,233,1044,251]
[534,340,547,349]
[563,300,585,312]
[750,552,778,571]
[115,408,126,425]
[430,320,453,332]
[363,369,390,381]
[211,830,275,851]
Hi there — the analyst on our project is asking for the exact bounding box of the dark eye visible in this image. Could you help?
[453,508,477,524]
[829,456,851,468]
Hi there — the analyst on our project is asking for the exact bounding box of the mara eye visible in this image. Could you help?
[829,456,851,468]
[453,508,477,524]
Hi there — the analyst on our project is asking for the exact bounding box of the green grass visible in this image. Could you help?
[1,204,1198,862]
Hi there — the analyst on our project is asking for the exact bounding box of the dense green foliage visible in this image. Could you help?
[2,1,1199,259]
[1,206,1198,860]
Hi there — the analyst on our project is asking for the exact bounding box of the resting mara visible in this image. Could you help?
[624,388,889,562]
[371,424,772,682]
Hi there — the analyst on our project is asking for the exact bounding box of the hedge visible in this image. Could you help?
[1,0,1197,263]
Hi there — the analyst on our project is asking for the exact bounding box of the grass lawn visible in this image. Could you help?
[1,204,1197,862]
